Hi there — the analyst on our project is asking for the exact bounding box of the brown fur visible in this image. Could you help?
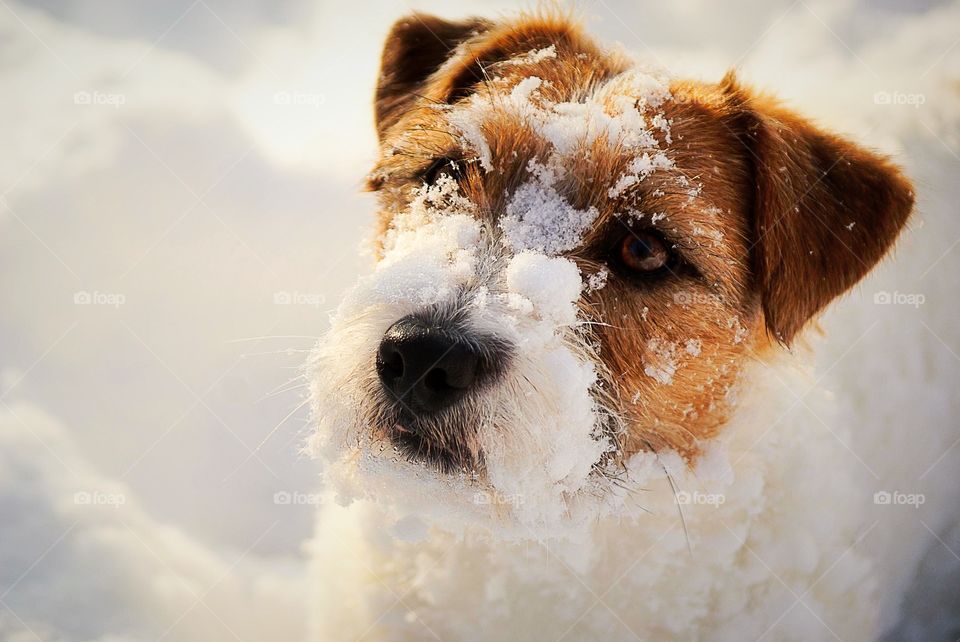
[366,12,913,460]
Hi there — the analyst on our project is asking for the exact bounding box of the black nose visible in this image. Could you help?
[376,316,480,415]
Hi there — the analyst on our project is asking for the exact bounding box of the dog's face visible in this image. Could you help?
[309,14,912,517]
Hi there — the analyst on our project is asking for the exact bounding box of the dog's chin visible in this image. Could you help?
[385,422,481,475]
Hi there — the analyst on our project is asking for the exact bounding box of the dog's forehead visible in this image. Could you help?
[374,35,753,289]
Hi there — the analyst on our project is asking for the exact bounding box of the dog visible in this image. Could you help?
[307,12,914,641]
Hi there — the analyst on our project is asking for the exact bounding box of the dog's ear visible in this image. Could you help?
[375,13,489,138]
[721,71,914,344]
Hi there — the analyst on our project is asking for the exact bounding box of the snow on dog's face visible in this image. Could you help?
[308,13,913,530]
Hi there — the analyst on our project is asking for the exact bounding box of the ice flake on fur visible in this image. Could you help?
[727,315,748,344]
[503,44,557,66]
[586,267,608,292]
[608,151,675,198]
[500,159,599,254]
[643,338,679,384]
[507,76,546,106]
[447,66,674,172]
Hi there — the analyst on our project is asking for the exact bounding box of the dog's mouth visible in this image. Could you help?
[388,422,478,474]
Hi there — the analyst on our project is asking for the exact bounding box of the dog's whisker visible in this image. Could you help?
[253,397,311,453]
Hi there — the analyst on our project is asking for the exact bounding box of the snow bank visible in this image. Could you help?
[0,403,307,642]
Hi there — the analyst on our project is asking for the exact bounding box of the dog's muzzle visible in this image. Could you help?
[374,313,511,469]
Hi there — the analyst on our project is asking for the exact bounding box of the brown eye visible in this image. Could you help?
[422,157,464,185]
[618,231,672,274]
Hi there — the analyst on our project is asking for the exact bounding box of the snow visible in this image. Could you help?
[448,65,674,171]
[503,44,557,66]
[608,150,674,197]
[503,252,581,326]
[500,160,600,254]
[586,267,609,292]
[642,338,680,384]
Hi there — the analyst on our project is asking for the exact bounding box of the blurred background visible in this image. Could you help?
[1,0,957,640]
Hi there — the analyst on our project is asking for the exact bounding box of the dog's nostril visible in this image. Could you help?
[376,315,482,415]
[380,348,404,380]
[424,367,451,393]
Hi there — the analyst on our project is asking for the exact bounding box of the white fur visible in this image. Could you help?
[309,355,883,640]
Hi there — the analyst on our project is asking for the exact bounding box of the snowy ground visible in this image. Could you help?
[0,0,957,640]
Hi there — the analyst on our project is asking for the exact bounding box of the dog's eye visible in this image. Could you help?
[616,230,673,275]
[421,157,465,185]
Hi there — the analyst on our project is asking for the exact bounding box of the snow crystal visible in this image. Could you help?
[586,267,609,292]
[503,44,557,66]
[608,151,674,198]
[727,316,748,344]
[643,338,679,384]
[504,251,582,327]
[500,160,599,255]
[508,75,546,105]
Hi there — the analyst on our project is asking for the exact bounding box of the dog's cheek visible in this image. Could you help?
[594,284,761,456]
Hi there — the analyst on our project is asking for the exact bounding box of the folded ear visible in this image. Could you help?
[721,72,915,344]
[375,13,490,138]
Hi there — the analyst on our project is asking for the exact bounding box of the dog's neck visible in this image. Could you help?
[310,347,880,639]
